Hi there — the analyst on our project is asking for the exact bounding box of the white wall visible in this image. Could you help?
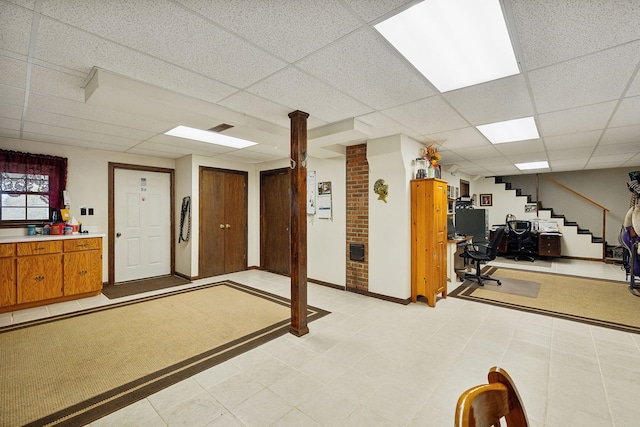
[0,137,175,281]
[257,157,347,287]
[367,134,424,299]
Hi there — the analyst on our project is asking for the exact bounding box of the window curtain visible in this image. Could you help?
[0,149,68,210]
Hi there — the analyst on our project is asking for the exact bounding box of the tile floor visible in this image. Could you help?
[2,259,639,426]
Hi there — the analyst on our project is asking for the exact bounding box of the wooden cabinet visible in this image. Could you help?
[411,178,448,307]
[63,238,102,295]
[0,237,103,313]
[538,234,561,257]
[0,243,16,307]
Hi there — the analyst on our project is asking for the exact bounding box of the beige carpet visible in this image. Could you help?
[450,267,640,334]
[0,281,329,427]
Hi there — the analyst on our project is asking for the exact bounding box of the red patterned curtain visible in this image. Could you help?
[0,149,68,211]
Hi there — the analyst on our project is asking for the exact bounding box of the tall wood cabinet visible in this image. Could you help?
[411,178,448,307]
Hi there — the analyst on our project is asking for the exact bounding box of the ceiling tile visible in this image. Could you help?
[549,158,589,170]
[21,130,131,152]
[23,121,139,147]
[0,103,23,121]
[29,65,85,101]
[27,92,173,132]
[298,28,435,110]
[176,0,362,63]
[529,42,640,113]
[593,141,640,156]
[443,75,533,125]
[246,67,372,123]
[383,96,468,135]
[547,147,594,160]
[600,125,640,145]
[0,2,32,55]
[493,140,545,157]
[543,131,601,151]
[219,91,327,130]
[39,0,286,88]
[0,57,28,88]
[0,116,20,131]
[511,0,640,70]
[427,127,488,151]
[0,86,25,109]
[538,101,616,136]
[25,109,156,141]
[33,18,238,104]
[342,0,415,23]
[609,96,640,127]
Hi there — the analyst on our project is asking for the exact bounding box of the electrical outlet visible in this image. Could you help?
[88,208,94,215]
[80,208,87,215]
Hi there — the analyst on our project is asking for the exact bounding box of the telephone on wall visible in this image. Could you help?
[179,196,191,243]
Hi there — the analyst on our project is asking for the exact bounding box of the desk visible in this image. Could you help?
[447,236,473,283]
[490,230,562,258]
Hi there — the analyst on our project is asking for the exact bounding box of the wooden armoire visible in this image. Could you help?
[411,178,448,307]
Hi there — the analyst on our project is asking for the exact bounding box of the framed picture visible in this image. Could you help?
[480,194,492,206]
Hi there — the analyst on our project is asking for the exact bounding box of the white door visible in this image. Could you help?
[114,169,171,282]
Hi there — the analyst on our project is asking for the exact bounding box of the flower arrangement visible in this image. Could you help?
[420,145,441,168]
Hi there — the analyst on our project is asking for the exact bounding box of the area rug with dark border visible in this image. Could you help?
[450,266,640,334]
[102,274,192,299]
[0,281,329,427]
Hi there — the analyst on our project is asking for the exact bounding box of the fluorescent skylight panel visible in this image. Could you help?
[374,0,519,92]
[516,161,549,170]
[476,117,539,144]
[165,125,257,149]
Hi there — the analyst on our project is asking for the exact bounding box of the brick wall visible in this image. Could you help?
[346,144,368,292]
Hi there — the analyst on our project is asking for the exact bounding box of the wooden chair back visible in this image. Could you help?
[455,367,529,427]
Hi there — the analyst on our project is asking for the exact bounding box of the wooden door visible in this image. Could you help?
[260,169,290,275]
[199,168,247,278]
[223,172,248,273]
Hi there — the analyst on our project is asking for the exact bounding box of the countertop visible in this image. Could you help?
[0,233,106,244]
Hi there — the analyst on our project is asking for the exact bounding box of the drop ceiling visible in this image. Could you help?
[1,0,639,176]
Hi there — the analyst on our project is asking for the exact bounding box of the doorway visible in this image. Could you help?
[198,167,247,278]
[260,168,290,275]
[108,164,175,285]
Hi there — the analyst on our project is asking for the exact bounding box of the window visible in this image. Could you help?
[0,150,67,226]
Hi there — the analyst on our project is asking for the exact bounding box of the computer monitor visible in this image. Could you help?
[447,216,456,238]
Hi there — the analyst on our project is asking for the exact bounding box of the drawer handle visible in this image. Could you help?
[78,270,87,276]
[34,275,45,282]
[34,247,46,251]
[78,244,89,248]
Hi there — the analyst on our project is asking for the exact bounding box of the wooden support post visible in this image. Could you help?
[289,110,309,337]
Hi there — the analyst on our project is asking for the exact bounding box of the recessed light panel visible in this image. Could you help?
[515,161,549,170]
[164,125,257,149]
[375,0,519,92]
[476,117,539,144]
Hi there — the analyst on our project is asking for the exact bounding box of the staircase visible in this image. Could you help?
[493,177,604,260]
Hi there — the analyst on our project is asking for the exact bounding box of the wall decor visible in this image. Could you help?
[480,193,492,206]
[373,179,388,203]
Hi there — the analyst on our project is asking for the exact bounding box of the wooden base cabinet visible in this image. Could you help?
[0,237,103,313]
[411,178,448,307]
[63,238,102,295]
[0,243,16,307]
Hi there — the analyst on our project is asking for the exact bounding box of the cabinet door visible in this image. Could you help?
[0,257,16,307]
[17,254,63,303]
[64,251,102,295]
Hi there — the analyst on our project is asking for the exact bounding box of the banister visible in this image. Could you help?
[537,174,609,260]
[539,175,609,212]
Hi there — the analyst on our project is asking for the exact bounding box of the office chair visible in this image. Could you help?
[506,220,535,262]
[455,366,529,427]
[459,227,506,286]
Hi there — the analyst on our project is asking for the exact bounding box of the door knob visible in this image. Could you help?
[116,232,121,238]
[225,224,231,229]
[219,224,225,229]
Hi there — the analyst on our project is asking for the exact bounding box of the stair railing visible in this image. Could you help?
[538,174,610,260]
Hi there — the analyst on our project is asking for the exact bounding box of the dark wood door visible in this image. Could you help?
[199,167,247,278]
[260,169,290,275]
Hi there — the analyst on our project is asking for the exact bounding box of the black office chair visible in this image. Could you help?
[507,220,535,262]
[459,227,506,286]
